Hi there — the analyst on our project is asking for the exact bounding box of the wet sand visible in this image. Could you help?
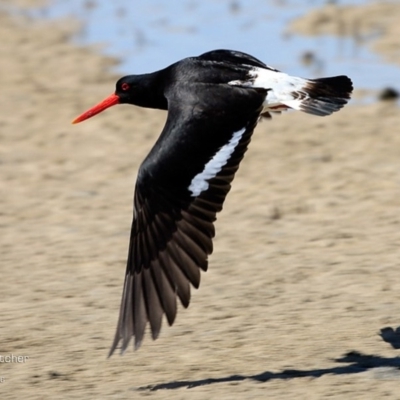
[1,1,400,398]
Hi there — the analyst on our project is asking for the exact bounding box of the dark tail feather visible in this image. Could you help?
[286,75,353,116]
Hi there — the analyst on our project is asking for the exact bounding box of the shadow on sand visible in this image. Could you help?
[380,326,400,349]
[137,347,400,391]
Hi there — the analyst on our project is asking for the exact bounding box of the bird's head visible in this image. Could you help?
[72,75,141,124]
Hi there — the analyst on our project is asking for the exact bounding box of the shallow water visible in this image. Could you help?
[22,0,400,90]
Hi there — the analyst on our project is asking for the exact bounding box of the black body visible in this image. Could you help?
[102,50,353,355]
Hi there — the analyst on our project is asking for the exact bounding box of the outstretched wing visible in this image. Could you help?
[109,82,267,356]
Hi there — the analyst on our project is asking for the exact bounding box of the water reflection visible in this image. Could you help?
[7,0,400,91]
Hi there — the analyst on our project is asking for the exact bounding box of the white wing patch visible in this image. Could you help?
[188,128,246,197]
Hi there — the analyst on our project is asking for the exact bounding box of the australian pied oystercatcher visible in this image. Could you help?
[73,49,353,356]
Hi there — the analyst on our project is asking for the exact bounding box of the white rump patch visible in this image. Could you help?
[188,128,246,197]
[229,67,309,111]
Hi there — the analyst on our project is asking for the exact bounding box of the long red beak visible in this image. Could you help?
[72,93,120,124]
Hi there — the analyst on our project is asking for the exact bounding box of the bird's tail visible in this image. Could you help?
[283,75,353,116]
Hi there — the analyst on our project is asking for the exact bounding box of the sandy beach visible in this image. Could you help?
[1,1,400,398]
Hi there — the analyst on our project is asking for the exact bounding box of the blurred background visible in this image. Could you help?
[5,0,400,92]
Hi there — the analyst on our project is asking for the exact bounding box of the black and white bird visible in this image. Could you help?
[73,49,353,356]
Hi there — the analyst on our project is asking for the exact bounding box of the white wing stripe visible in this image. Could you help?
[188,128,246,197]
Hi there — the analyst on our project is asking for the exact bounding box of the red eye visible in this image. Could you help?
[121,82,130,91]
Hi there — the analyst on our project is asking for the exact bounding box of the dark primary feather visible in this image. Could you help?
[109,82,266,356]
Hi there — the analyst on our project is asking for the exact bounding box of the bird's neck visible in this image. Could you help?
[132,71,169,110]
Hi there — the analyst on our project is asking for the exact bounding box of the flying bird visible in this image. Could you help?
[73,49,353,356]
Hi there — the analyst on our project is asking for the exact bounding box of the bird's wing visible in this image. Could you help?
[198,49,279,71]
[109,83,267,356]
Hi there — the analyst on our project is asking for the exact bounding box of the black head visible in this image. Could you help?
[72,72,166,124]
[115,75,142,104]
[115,74,167,109]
